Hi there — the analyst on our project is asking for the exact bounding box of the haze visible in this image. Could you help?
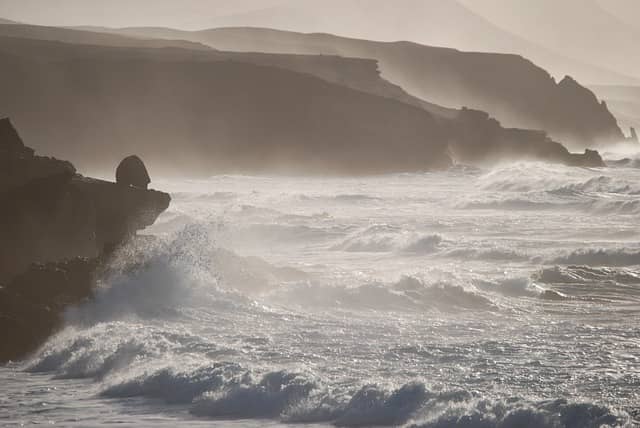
[2,0,639,84]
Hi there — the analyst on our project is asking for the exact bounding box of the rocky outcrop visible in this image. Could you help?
[0,119,170,362]
[450,108,605,167]
[0,120,170,281]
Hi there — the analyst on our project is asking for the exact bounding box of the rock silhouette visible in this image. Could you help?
[631,127,638,142]
[0,120,170,362]
[116,155,151,189]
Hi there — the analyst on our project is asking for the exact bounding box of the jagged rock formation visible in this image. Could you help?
[131,27,623,148]
[0,119,170,362]
[631,127,638,143]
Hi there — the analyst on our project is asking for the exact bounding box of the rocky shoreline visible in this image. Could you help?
[0,118,170,362]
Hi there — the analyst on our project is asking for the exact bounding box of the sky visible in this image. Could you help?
[1,0,639,83]
[0,0,285,29]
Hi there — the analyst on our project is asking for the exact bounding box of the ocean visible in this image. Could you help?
[2,160,640,427]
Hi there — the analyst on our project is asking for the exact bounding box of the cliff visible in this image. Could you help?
[0,35,604,175]
[0,35,453,175]
[131,27,623,148]
[0,119,170,361]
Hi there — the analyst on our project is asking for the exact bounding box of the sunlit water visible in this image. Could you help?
[2,161,640,427]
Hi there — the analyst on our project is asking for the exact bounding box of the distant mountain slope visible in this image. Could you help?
[103,26,624,148]
[0,23,210,50]
[0,36,452,175]
[0,36,599,174]
[0,17,17,24]
[0,23,456,119]
[4,0,638,83]
[191,0,638,85]
[461,0,640,81]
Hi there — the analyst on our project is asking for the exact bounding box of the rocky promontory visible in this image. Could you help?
[0,118,170,362]
[451,108,606,167]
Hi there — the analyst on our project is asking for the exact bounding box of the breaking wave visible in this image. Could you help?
[332,225,442,254]
[443,248,529,262]
[270,275,495,312]
[550,248,640,267]
[26,331,632,428]
[29,343,633,427]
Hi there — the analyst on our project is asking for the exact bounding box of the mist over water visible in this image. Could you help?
[3,161,640,427]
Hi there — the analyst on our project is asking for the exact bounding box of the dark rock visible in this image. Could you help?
[630,127,638,143]
[0,120,170,282]
[116,155,151,189]
[0,120,170,362]
[0,258,100,362]
[451,108,605,167]
[566,149,606,168]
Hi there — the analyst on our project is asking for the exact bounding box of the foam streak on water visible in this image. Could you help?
[2,162,640,427]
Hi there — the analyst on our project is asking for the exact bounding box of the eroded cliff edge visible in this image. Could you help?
[0,118,170,362]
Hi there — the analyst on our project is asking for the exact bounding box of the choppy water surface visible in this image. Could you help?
[3,162,640,427]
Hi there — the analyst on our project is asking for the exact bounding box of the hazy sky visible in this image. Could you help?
[0,0,284,29]
[1,0,639,83]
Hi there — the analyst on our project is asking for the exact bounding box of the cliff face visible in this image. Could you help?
[0,119,170,282]
[0,36,453,175]
[0,119,170,361]
[0,35,606,176]
[153,27,623,148]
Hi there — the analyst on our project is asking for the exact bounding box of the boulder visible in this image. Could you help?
[116,155,151,189]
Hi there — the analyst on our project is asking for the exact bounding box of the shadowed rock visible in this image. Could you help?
[0,120,170,362]
[0,121,170,281]
[451,108,605,167]
[116,155,151,189]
